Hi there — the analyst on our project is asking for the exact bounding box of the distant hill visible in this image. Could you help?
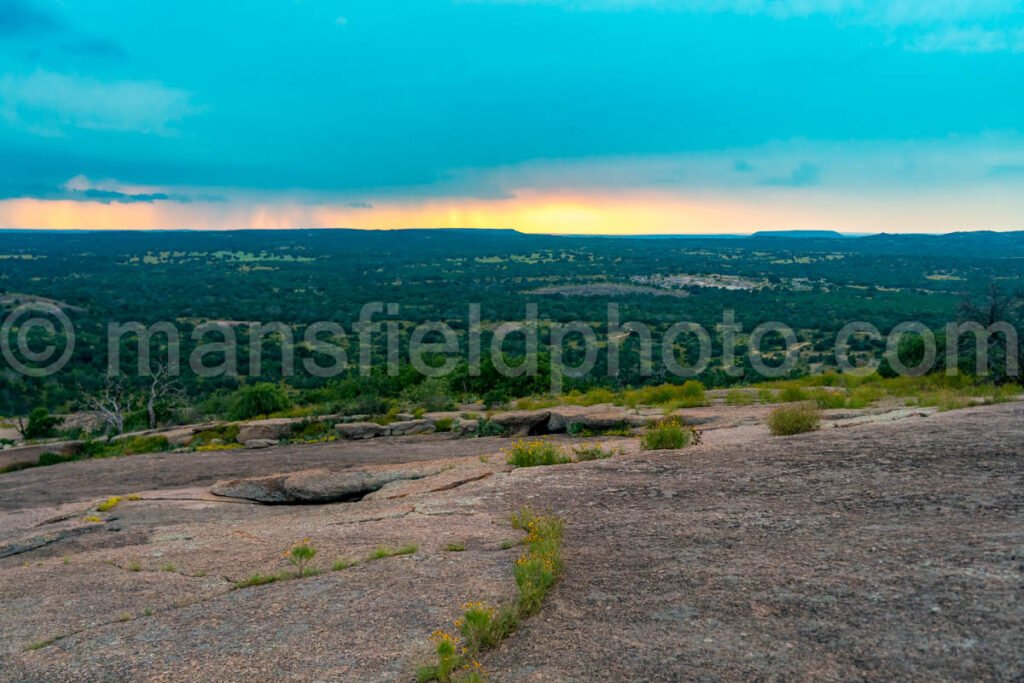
[750,230,849,239]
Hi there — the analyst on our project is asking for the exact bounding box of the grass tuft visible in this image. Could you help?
[417,509,564,682]
[767,403,822,436]
[641,418,695,450]
[368,544,418,560]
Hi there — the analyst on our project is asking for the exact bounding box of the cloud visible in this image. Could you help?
[0,70,200,136]
[0,175,223,204]
[466,0,1024,51]
[335,16,349,26]
[0,0,61,36]
[733,159,755,173]
[762,161,821,187]
[906,26,1024,53]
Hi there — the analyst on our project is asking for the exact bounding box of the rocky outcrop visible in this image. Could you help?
[336,422,388,440]
[236,418,297,443]
[453,418,479,436]
[211,465,446,504]
[387,419,435,437]
[489,410,551,436]
[242,439,277,449]
[0,440,82,471]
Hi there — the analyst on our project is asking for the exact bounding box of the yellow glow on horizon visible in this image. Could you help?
[1,188,1020,233]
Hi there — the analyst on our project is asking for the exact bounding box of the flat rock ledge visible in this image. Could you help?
[210,459,507,504]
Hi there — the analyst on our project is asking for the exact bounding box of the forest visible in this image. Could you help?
[1,228,1021,425]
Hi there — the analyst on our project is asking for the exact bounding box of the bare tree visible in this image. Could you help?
[83,377,135,436]
[145,364,184,429]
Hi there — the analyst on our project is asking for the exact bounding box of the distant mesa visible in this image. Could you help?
[750,230,850,239]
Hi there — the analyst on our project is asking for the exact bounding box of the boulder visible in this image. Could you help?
[581,411,644,430]
[0,440,82,471]
[211,465,445,504]
[235,418,296,443]
[488,410,551,437]
[387,419,435,437]
[335,422,387,440]
[243,439,277,449]
[547,406,591,433]
[453,418,479,436]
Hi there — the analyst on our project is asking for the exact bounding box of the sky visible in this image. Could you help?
[0,0,1023,234]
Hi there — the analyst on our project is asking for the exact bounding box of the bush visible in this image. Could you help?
[477,419,505,437]
[641,418,694,450]
[505,439,571,468]
[726,389,756,405]
[229,383,291,420]
[779,386,808,403]
[23,407,62,439]
[810,389,847,409]
[767,404,821,436]
[401,378,455,412]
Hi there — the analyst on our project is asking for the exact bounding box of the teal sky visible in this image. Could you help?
[1,0,1022,232]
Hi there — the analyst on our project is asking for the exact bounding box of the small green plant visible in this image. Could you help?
[332,559,358,571]
[233,573,281,589]
[143,607,154,617]
[434,417,454,432]
[766,403,821,436]
[418,509,564,683]
[499,539,517,550]
[505,439,571,468]
[24,637,58,651]
[571,443,616,461]
[641,418,694,450]
[286,538,317,577]
[445,543,466,552]
[128,560,142,572]
[368,544,418,560]
[161,563,176,573]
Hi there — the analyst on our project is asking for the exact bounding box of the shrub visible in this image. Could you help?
[434,417,454,432]
[566,387,615,406]
[286,419,332,442]
[401,378,455,412]
[23,407,63,440]
[476,419,504,437]
[726,389,756,405]
[229,383,291,420]
[767,404,821,436]
[505,439,571,468]
[192,425,240,448]
[641,418,693,450]
[810,389,847,409]
[779,386,808,403]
